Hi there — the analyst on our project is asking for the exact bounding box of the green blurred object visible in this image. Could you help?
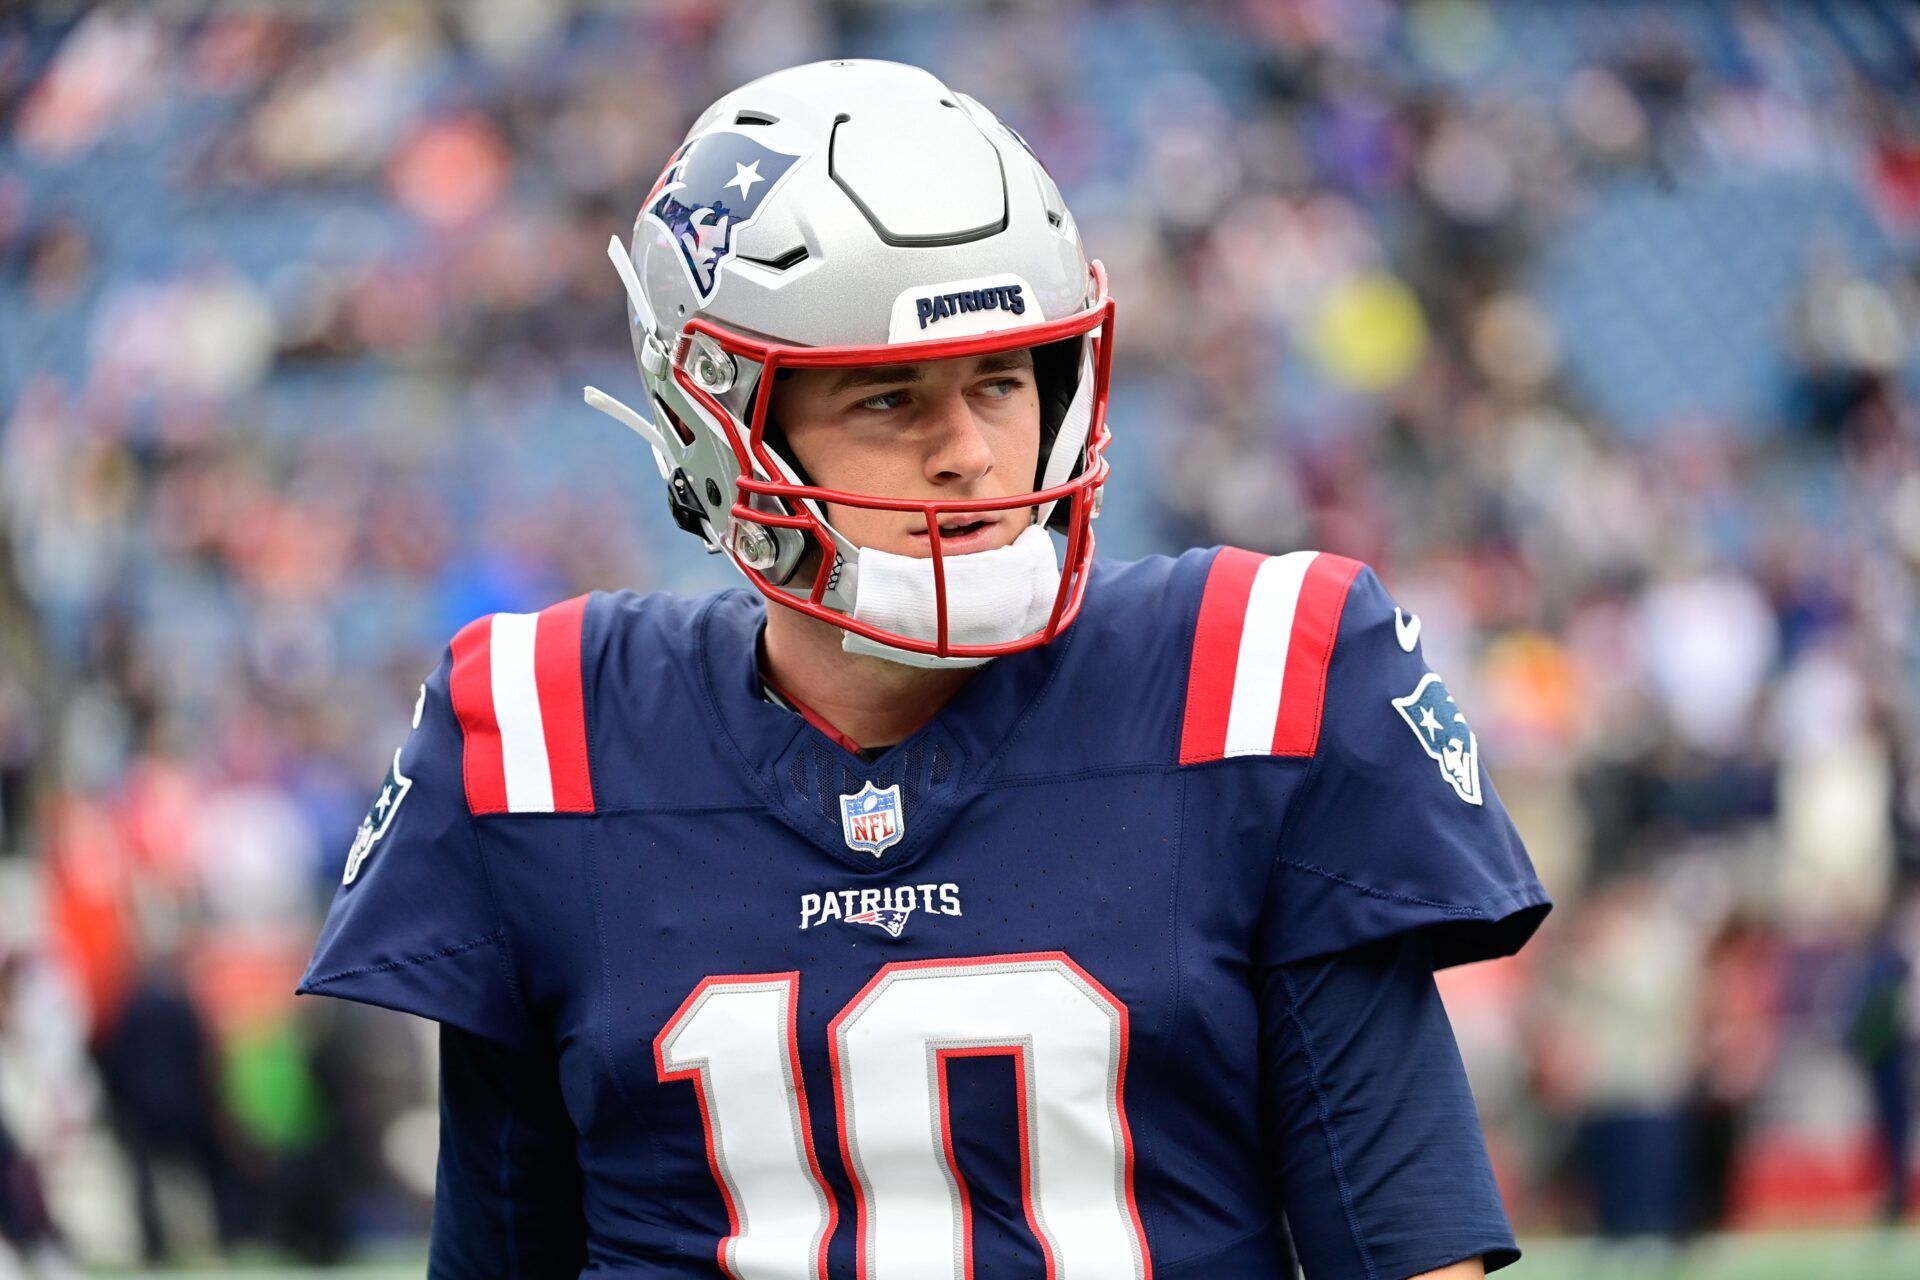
[1512,1227,1920,1279]
[220,1019,325,1153]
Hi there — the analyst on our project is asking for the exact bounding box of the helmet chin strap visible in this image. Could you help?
[841,524,1063,669]
[1035,338,1097,530]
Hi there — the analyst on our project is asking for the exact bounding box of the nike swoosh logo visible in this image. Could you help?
[1394,608,1421,653]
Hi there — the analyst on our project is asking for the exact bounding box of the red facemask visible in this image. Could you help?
[671,262,1116,661]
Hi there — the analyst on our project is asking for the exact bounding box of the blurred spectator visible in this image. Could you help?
[1534,875,1701,1244]
[1845,910,1915,1225]
[0,950,77,1278]
[1689,913,1786,1233]
[93,943,238,1263]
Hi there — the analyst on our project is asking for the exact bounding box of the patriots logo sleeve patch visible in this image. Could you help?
[644,131,802,299]
[343,748,412,885]
[1392,672,1483,805]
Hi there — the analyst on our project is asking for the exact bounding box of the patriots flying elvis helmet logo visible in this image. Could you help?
[845,905,915,938]
[1391,672,1483,806]
[644,131,802,300]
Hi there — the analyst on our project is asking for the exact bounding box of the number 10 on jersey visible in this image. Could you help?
[655,952,1152,1280]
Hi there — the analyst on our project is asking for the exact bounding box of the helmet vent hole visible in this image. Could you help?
[940,99,957,108]
[733,110,778,126]
[739,245,810,272]
[651,395,697,446]
[1046,210,1063,228]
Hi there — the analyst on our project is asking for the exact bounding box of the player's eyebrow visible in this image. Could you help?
[825,350,1034,397]
[971,350,1034,376]
[827,365,924,396]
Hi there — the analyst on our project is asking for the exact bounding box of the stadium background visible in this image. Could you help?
[2,0,1918,1274]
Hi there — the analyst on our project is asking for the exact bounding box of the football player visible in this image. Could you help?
[302,61,1549,1280]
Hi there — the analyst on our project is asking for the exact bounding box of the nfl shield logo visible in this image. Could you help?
[839,781,904,857]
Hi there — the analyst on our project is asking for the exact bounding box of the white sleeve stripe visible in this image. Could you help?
[489,611,555,813]
[1222,551,1318,758]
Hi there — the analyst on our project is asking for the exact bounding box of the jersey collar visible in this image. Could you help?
[698,589,1072,871]
[759,670,885,760]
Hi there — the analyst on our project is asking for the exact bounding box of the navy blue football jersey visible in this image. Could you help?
[300,546,1549,1277]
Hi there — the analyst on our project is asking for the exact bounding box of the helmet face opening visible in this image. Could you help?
[672,263,1115,659]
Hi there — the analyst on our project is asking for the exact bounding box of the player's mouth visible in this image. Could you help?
[909,514,1003,553]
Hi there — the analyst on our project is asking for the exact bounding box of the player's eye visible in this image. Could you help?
[855,389,910,412]
[975,377,1023,400]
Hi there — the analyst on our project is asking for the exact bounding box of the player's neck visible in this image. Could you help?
[759,602,975,751]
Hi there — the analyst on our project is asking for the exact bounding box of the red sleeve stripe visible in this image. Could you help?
[1178,549,1363,764]
[1220,551,1318,758]
[449,614,508,813]
[1177,547,1265,765]
[534,594,595,813]
[445,597,596,815]
[1271,553,1364,756]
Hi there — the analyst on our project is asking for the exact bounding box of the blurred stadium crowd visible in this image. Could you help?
[2,0,1918,1269]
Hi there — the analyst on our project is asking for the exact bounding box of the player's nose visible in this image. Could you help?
[922,387,995,487]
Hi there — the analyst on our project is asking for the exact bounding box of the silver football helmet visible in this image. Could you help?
[585,59,1114,663]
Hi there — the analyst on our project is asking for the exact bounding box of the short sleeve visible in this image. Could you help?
[1262,932,1521,1277]
[1263,565,1550,968]
[297,643,533,1051]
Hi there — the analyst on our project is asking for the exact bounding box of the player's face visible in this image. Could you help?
[769,349,1043,558]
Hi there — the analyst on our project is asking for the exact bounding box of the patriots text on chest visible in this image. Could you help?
[799,882,962,929]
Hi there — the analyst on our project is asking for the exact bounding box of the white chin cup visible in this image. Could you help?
[842,524,1062,669]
